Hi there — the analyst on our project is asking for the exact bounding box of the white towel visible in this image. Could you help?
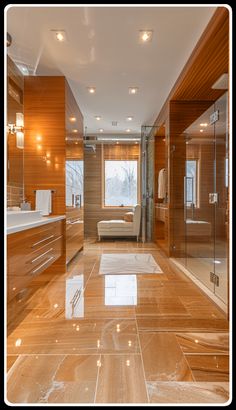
[158,168,166,199]
[35,190,52,216]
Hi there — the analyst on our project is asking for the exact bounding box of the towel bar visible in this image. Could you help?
[33,190,56,193]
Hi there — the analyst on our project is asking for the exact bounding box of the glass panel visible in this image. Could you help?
[214,92,228,304]
[184,104,215,292]
[141,125,159,242]
[104,160,137,206]
[66,160,84,207]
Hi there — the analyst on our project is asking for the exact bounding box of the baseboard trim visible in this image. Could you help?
[170,258,228,315]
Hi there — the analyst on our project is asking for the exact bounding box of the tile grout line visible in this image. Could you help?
[94,353,101,404]
[6,354,22,377]
[173,333,196,382]
[135,316,150,403]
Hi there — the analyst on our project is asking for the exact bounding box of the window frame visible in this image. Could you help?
[102,151,140,209]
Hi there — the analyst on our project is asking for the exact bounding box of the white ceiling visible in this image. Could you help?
[6,5,217,136]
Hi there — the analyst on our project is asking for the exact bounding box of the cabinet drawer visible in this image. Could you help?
[7,221,64,302]
[8,221,63,268]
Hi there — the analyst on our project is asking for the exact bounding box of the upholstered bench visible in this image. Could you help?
[97,204,141,242]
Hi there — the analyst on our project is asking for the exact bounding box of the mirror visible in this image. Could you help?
[7,56,24,208]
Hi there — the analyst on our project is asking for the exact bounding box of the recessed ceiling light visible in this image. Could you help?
[127,116,133,121]
[70,117,76,122]
[73,129,78,133]
[75,142,78,145]
[56,32,65,41]
[139,30,153,42]
[95,116,101,120]
[126,129,131,133]
[200,123,208,127]
[88,87,96,94]
[50,29,66,42]
[200,129,204,133]
[99,128,104,133]
[129,87,138,95]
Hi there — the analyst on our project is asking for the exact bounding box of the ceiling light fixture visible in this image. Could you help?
[126,129,131,133]
[56,32,64,41]
[129,87,138,95]
[127,116,133,121]
[139,30,153,42]
[200,123,208,127]
[51,29,66,42]
[200,129,204,133]
[88,87,96,94]
[70,117,76,122]
[73,129,78,133]
[99,128,104,133]
[95,116,101,120]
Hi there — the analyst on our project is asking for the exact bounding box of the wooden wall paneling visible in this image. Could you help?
[169,101,214,257]
[65,80,84,263]
[154,8,229,129]
[84,144,140,238]
[23,76,67,280]
[24,76,66,215]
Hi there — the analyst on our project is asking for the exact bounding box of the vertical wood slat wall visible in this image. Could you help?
[84,143,140,238]
[24,76,84,269]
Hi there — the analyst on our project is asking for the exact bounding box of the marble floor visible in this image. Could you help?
[6,239,230,405]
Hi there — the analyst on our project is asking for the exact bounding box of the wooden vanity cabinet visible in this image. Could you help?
[7,220,64,302]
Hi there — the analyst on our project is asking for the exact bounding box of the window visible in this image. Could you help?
[104,160,138,207]
[186,160,198,207]
[66,160,84,207]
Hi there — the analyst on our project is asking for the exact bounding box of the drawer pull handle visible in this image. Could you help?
[31,234,55,247]
[31,248,53,264]
[31,256,54,275]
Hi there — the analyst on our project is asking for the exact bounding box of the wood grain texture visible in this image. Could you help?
[7,220,64,303]
[65,80,84,263]
[84,144,140,238]
[154,7,229,131]
[24,76,66,215]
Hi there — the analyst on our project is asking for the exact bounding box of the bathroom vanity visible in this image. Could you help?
[7,214,65,302]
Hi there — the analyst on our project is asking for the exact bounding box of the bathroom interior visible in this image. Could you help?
[5,5,230,405]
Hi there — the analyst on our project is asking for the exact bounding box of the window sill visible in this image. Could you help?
[102,206,134,210]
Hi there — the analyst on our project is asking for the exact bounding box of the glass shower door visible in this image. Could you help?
[214,92,228,304]
[185,103,215,292]
[141,125,158,242]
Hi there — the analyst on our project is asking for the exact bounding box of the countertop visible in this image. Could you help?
[7,215,66,235]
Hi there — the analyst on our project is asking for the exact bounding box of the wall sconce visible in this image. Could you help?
[8,112,24,149]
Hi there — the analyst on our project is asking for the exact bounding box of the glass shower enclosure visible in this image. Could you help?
[174,92,229,307]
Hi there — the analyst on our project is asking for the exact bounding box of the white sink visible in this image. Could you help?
[7,210,43,227]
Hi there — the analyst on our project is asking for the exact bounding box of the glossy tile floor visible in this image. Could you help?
[6,239,230,404]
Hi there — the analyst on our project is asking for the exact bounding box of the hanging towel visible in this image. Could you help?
[35,190,52,216]
[158,168,166,199]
